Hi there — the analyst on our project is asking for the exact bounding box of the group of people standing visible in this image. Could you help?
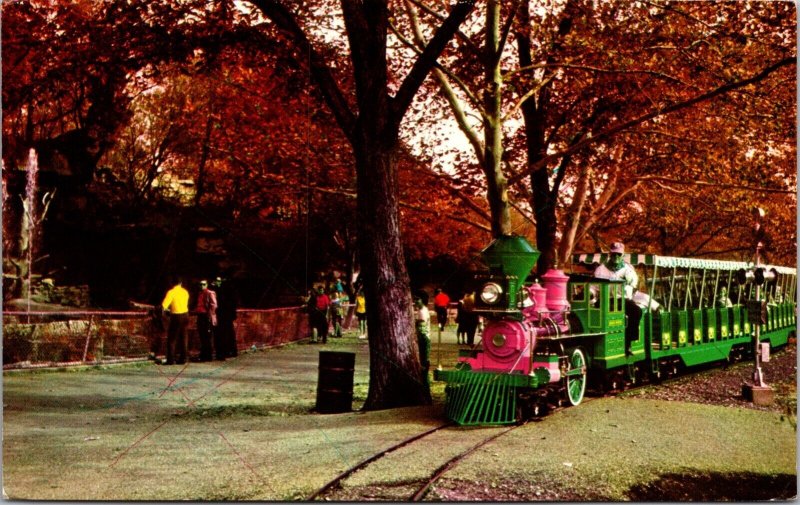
[305,281,367,344]
[414,287,482,387]
[155,276,238,365]
[430,288,481,345]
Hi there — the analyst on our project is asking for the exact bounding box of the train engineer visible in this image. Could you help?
[593,241,642,354]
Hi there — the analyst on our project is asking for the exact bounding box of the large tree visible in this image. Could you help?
[3,0,489,308]
[247,0,476,409]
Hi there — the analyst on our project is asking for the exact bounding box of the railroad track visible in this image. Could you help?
[409,422,526,501]
[306,420,528,501]
[305,382,674,501]
[306,422,452,501]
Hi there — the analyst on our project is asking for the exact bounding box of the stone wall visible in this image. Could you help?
[29,280,91,307]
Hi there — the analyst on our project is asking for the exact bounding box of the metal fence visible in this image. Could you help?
[1,305,358,369]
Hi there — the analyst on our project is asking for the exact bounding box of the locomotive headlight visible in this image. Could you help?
[480,283,503,304]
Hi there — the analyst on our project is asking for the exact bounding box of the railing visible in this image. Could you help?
[2,305,360,369]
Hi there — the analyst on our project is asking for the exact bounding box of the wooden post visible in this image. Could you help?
[82,315,94,363]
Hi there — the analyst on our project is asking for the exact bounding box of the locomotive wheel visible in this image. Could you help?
[564,348,587,406]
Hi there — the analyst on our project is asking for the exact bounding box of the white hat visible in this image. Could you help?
[610,242,625,254]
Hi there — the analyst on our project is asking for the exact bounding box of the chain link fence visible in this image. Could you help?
[1,305,346,369]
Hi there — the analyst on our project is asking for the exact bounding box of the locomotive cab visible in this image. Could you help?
[568,277,630,370]
[568,277,626,334]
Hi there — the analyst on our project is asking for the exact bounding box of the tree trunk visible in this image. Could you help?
[194,113,214,207]
[558,166,591,265]
[483,0,511,238]
[517,1,575,274]
[530,170,559,272]
[355,126,429,408]
[340,0,430,409]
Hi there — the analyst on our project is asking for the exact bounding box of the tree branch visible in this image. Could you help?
[399,0,485,163]
[508,62,692,88]
[497,0,523,59]
[392,0,476,125]
[404,0,481,56]
[507,56,796,186]
[502,73,555,122]
[302,183,491,233]
[409,165,493,224]
[636,175,795,194]
[248,0,356,141]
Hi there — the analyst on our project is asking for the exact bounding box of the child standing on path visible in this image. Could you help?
[330,291,345,337]
[355,289,367,339]
[415,292,431,387]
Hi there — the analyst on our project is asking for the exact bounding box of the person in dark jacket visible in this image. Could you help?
[456,298,480,346]
[308,286,331,344]
[213,276,239,359]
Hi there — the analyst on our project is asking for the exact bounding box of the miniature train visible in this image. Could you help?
[433,236,797,425]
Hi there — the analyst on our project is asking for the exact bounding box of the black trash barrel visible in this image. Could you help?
[316,351,355,413]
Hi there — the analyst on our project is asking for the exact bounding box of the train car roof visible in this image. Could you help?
[572,253,796,275]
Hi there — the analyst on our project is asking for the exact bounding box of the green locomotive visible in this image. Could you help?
[433,235,796,425]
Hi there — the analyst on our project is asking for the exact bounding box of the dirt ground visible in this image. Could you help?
[3,328,796,501]
[626,343,797,416]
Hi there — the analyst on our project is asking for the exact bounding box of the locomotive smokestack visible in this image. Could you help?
[481,236,540,308]
[482,235,540,280]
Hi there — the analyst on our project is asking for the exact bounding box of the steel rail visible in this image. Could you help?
[306,421,454,501]
[407,344,790,500]
[410,422,527,501]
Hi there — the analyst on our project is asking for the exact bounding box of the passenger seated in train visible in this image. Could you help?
[770,286,784,305]
[593,242,642,354]
[717,287,734,308]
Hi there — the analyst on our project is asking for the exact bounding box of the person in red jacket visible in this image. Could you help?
[310,286,331,344]
[195,279,218,361]
[433,288,450,332]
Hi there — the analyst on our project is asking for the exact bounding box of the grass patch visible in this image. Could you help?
[4,335,795,500]
[438,397,796,500]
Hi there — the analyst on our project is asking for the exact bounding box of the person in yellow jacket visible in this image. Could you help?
[161,277,190,365]
[355,289,367,339]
